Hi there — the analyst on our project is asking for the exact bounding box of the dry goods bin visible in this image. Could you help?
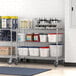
[29,46,39,56]
[40,47,49,57]
[49,44,63,57]
[48,33,63,43]
[18,46,29,56]
[40,34,47,42]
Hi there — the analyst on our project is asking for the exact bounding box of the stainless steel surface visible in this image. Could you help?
[17,27,64,66]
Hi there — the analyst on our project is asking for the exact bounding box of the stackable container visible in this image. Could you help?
[26,34,33,42]
[10,16,18,29]
[48,33,63,43]
[0,16,2,29]
[1,16,10,29]
[29,46,39,56]
[18,33,25,42]
[40,33,47,42]
[20,19,32,29]
[49,44,63,57]
[33,33,40,42]
[40,47,49,57]
[18,46,29,56]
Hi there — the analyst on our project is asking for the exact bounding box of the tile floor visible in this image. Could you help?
[0,62,75,76]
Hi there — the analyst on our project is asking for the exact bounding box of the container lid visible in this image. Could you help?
[34,33,39,34]
[49,44,63,45]
[28,46,39,48]
[26,34,33,35]
[10,16,18,19]
[18,46,29,48]
[40,47,49,48]
[18,33,25,35]
[40,33,47,35]
[1,16,10,19]
[48,33,63,35]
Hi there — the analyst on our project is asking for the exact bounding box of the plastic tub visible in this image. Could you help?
[10,16,18,29]
[40,47,49,57]
[1,16,10,29]
[26,34,33,42]
[20,19,32,29]
[49,44,63,57]
[18,46,29,56]
[33,33,40,42]
[18,33,25,42]
[29,46,39,56]
[48,33,63,43]
[40,34,47,42]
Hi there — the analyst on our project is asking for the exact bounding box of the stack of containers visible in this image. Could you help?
[10,16,18,29]
[0,16,1,29]
[40,47,49,57]
[1,16,18,29]
[18,46,29,56]
[48,33,63,43]
[49,44,63,57]
[1,16,10,29]
[29,46,39,56]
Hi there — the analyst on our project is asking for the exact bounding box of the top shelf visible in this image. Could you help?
[18,28,64,30]
[0,27,64,30]
[0,29,17,31]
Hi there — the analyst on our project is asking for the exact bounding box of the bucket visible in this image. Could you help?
[18,46,29,56]
[48,33,63,43]
[40,47,49,57]
[40,33,47,42]
[49,44,63,57]
[29,46,39,56]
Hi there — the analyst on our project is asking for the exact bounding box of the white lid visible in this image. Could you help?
[18,33,25,35]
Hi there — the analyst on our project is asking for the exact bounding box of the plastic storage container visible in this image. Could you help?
[49,44,63,57]
[40,33,47,42]
[26,34,33,42]
[20,19,32,29]
[1,16,10,29]
[33,33,40,42]
[0,16,2,29]
[18,46,29,56]
[10,16,18,29]
[48,33,63,43]
[40,47,49,57]
[29,46,39,56]
[18,33,25,42]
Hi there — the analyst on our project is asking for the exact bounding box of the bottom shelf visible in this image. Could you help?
[0,55,16,58]
[18,56,64,60]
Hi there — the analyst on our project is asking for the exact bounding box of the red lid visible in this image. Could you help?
[48,33,63,35]
[40,47,49,48]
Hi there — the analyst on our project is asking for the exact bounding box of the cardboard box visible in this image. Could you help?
[0,47,15,55]
[0,47,10,55]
